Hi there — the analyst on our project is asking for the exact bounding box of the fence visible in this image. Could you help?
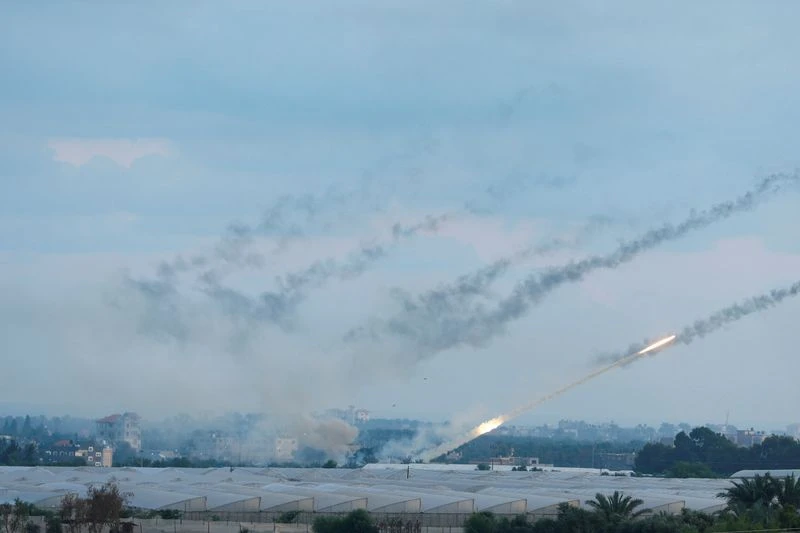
[179,512,474,528]
[182,506,565,528]
[133,519,463,533]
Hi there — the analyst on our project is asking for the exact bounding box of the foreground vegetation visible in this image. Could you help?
[5,474,800,533]
[314,475,800,533]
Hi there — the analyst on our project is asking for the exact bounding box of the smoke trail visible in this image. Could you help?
[200,214,451,326]
[148,85,576,285]
[679,281,800,345]
[344,214,616,344]
[415,340,660,461]
[419,279,800,461]
[353,172,799,355]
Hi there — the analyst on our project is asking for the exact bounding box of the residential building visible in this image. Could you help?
[736,429,767,447]
[96,412,142,451]
[40,439,82,464]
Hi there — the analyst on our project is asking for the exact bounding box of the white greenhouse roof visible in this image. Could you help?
[0,466,734,515]
[731,469,800,478]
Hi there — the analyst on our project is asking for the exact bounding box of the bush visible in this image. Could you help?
[45,516,62,533]
[277,511,301,524]
[313,510,377,533]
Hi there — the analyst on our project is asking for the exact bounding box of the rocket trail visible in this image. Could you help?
[418,277,800,462]
[417,335,677,461]
[347,171,800,359]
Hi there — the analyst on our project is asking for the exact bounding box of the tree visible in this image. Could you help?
[84,481,131,533]
[59,482,130,533]
[59,494,87,533]
[111,443,136,465]
[21,417,32,438]
[635,443,674,475]
[718,474,778,511]
[586,491,648,522]
[322,459,337,469]
[0,500,32,533]
[0,503,14,533]
[667,461,718,479]
[775,474,800,508]
[465,512,496,533]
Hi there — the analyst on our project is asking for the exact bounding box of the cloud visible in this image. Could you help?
[48,138,172,168]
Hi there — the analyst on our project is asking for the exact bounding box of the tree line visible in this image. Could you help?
[635,427,800,477]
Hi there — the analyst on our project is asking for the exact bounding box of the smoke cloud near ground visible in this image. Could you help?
[348,172,799,358]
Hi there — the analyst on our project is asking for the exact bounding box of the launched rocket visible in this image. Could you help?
[416,334,678,461]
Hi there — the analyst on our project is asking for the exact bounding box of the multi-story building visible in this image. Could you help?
[736,429,767,447]
[96,412,141,451]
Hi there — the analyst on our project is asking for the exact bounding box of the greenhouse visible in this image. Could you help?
[0,465,734,525]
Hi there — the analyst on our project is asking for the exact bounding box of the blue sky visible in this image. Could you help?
[1,1,799,431]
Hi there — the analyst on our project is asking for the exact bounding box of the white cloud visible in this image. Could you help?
[47,138,172,168]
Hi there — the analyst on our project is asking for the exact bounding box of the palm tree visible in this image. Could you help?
[774,474,800,509]
[586,491,649,521]
[718,474,778,510]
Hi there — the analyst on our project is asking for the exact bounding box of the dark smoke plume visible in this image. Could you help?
[152,84,576,283]
[201,214,451,326]
[348,172,799,356]
[598,280,800,365]
[678,280,800,345]
[344,214,615,344]
[150,136,440,286]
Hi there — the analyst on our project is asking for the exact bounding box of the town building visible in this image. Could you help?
[75,445,114,467]
[95,412,142,451]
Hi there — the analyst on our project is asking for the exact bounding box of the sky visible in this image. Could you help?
[2,1,800,431]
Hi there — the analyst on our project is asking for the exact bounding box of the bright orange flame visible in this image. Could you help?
[636,334,677,355]
[417,333,680,462]
[471,416,506,437]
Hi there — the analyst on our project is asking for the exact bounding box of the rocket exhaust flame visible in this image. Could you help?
[415,280,800,462]
[473,417,506,436]
[417,334,678,462]
[636,334,677,355]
